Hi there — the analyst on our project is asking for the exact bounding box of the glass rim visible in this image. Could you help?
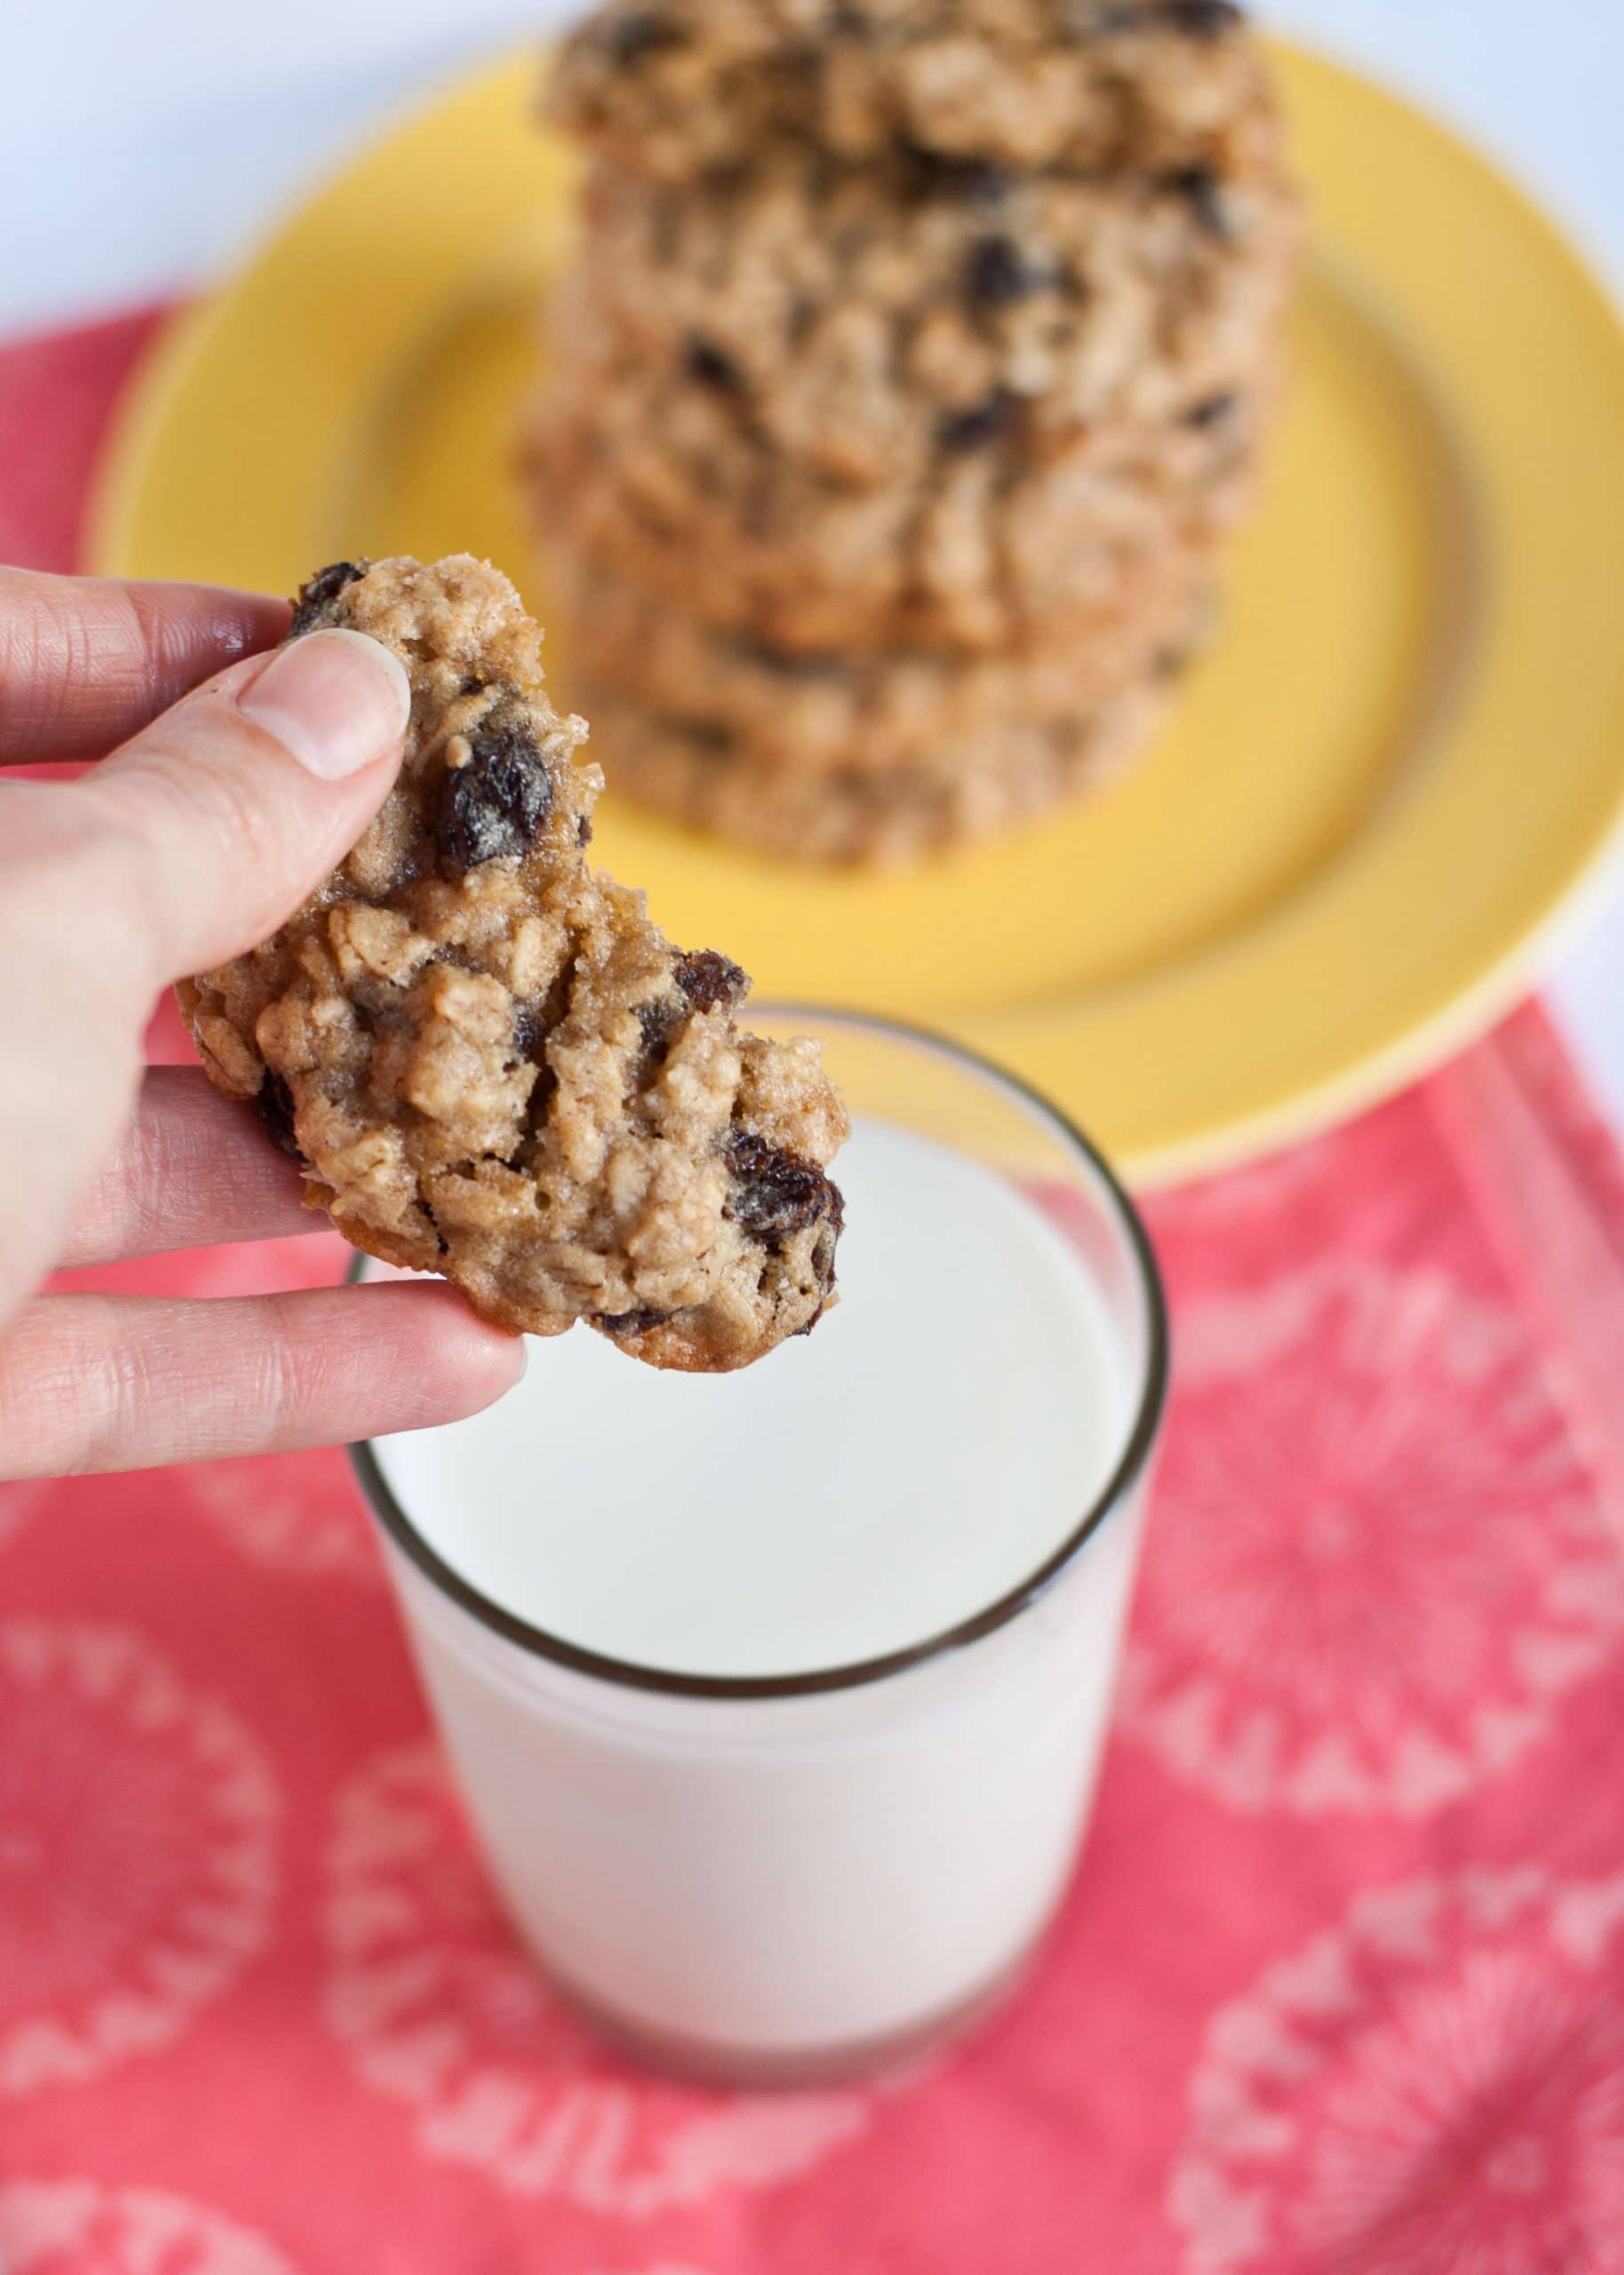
[347,1002,1170,1703]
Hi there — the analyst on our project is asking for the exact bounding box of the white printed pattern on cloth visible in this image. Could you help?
[0,2180,303,2273]
[321,1744,868,2214]
[0,1622,279,2095]
[1167,1863,1624,2271]
[1118,1260,1622,1815]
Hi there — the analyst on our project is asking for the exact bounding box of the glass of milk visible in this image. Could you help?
[351,1008,1167,2086]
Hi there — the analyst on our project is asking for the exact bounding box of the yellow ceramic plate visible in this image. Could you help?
[92,46,1624,1184]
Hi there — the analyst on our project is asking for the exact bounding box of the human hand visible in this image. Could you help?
[0,568,524,1481]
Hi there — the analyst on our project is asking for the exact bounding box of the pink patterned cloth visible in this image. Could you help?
[3,314,1624,2275]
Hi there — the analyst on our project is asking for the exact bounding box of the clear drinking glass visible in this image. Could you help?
[350,1009,1167,2087]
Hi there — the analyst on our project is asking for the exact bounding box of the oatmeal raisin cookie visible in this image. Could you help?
[550,0,1285,187]
[579,667,1163,862]
[561,148,1296,487]
[179,555,847,1370]
[549,527,1213,775]
[527,363,1261,654]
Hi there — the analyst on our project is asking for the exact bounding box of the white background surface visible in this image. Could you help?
[5,0,1620,1118]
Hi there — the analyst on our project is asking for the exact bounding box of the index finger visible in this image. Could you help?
[0,567,290,766]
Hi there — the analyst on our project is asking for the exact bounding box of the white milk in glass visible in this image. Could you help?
[364,1112,1156,2077]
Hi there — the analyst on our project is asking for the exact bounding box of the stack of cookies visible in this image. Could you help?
[523,0,1299,865]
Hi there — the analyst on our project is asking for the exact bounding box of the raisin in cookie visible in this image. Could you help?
[562,148,1297,488]
[550,0,1285,187]
[179,555,847,1370]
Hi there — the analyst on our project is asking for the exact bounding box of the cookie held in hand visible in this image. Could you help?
[179,554,847,1371]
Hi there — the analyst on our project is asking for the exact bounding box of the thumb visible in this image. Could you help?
[84,626,411,988]
[0,626,410,1324]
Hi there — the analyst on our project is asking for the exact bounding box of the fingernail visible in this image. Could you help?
[239,628,411,780]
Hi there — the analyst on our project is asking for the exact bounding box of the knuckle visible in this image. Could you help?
[0,573,147,761]
[0,573,78,753]
[257,1296,333,1424]
[98,1103,175,1264]
[0,1302,120,1481]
